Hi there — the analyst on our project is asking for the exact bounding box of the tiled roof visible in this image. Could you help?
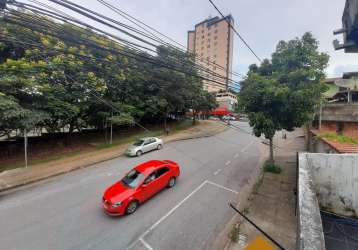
[311,129,358,153]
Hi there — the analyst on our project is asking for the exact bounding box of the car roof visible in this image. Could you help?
[134,160,165,175]
[140,137,157,140]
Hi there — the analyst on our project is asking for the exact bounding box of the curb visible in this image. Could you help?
[0,128,227,195]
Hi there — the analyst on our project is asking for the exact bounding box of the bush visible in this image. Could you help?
[264,162,282,174]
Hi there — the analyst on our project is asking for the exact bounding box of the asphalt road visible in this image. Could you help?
[0,121,264,250]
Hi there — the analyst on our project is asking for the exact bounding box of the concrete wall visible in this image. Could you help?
[305,153,358,217]
[309,136,338,154]
[297,154,326,250]
[321,103,358,122]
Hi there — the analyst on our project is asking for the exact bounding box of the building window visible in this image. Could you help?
[214,42,218,46]
[201,46,204,50]
[214,23,218,28]
[214,29,218,33]
[214,36,218,40]
[213,54,217,58]
[208,26,211,30]
[207,45,210,48]
[202,35,204,39]
[213,66,217,70]
[208,32,211,36]
[201,52,204,56]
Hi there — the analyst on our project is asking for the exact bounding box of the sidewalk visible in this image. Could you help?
[0,120,227,193]
[226,129,305,250]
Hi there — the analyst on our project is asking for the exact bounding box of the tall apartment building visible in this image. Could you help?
[187,15,234,93]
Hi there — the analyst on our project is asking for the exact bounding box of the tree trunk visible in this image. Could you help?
[164,114,167,130]
[192,110,196,125]
[269,137,274,163]
[305,123,310,151]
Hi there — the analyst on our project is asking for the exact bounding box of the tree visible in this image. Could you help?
[0,11,218,142]
[240,32,329,162]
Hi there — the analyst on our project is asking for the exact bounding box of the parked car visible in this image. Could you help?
[102,160,180,216]
[126,137,163,157]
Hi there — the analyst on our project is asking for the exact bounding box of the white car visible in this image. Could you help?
[126,137,163,157]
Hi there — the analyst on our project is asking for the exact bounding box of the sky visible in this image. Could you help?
[21,0,358,79]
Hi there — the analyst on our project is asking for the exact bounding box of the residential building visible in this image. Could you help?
[309,74,358,153]
[215,91,238,112]
[187,15,234,93]
[333,0,358,52]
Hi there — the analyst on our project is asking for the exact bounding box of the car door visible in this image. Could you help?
[155,166,171,190]
[149,138,158,151]
[137,172,156,202]
[142,139,152,152]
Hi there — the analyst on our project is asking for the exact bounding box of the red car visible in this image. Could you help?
[102,160,180,216]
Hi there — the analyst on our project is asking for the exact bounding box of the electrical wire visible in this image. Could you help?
[208,0,262,63]
[5,0,243,88]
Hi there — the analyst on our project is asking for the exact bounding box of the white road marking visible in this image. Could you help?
[225,160,231,166]
[127,179,240,250]
[234,153,239,159]
[140,238,154,250]
[241,141,254,153]
[213,169,222,175]
[206,180,239,194]
[126,181,208,250]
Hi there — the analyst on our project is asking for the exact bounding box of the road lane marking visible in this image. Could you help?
[140,238,154,250]
[225,160,231,166]
[206,180,239,194]
[126,181,208,250]
[241,141,254,153]
[213,169,222,175]
[234,153,239,159]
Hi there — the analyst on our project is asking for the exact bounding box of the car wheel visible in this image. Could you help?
[157,144,163,150]
[167,177,176,188]
[136,150,142,157]
[126,201,139,215]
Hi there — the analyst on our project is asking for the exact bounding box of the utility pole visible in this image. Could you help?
[24,128,28,168]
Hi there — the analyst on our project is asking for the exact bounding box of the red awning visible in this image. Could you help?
[209,107,230,116]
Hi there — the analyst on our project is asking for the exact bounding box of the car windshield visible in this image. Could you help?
[121,170,145,188]
[133,139,144,146]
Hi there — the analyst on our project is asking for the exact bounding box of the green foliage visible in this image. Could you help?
[263,162,282,174]
[0,12,217,137]
[318,132,358,145]
[240,32,329,161]
[229,224,240,243]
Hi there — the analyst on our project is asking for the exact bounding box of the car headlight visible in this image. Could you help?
[111,201,123,208]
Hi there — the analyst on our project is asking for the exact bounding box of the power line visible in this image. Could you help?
[208,0,262,63]
[97,0,244,79]
[5,2,240,87]
[2,7,238,88]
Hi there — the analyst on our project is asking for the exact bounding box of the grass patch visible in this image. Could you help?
[263,162,282,174]
[318,132,358,145]
[0,120,196,172]
[229,224,241,243]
